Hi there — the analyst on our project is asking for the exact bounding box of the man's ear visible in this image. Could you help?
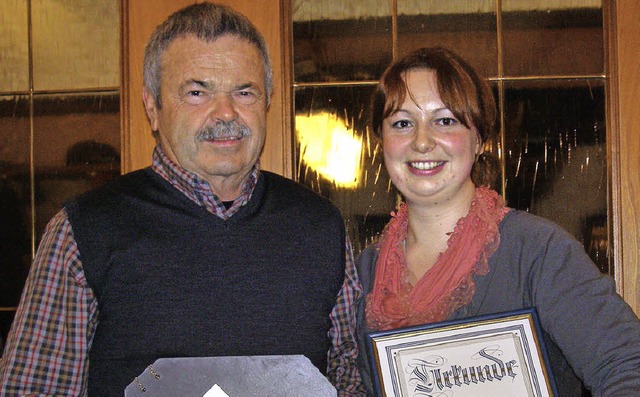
[142,88,160,132]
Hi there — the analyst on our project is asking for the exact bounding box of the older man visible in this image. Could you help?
[0,3,365,396]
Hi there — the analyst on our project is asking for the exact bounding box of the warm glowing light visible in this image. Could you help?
[296,113,362,188]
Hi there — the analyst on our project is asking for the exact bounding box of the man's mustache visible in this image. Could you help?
[196,121,250,141]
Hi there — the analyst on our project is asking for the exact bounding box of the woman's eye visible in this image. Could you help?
[392,120,412,129]
[436,117,458,126]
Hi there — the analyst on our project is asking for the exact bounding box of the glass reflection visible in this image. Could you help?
[292,0,392,82]
[296,113,363,189]
[0,1,29,92]
[0,95,31,312]
[0,0,121,348]
[31,0,120,90]
[502,0,604,76]
[503,80,609,273]
[397,0,498,78]
[295,86,397,254]
[33,93,121,242]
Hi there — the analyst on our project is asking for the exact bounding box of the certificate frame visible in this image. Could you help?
[366,308,557,397]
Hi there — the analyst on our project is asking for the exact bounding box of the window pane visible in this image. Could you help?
[294,86,396,254]
[0,1,29,92]
[292,0,392,82]
[32,0,120,90]
[502,1,604,76]
[397,0,498,78]
[0,95,32,311]
[503,79,609,273]
[33,93,121,242]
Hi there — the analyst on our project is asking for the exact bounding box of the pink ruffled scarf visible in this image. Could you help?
[365,187,509,331]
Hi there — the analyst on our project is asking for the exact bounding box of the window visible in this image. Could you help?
[0,0,120,345]
[291,0,608,274]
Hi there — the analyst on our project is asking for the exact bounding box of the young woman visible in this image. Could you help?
[355,47,640,396]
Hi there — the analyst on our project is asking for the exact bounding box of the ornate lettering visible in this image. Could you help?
[403,345,522,395]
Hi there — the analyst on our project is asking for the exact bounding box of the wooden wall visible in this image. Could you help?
[611,0,640,314]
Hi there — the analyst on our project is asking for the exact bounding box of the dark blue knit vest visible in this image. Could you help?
[65,169,346,396]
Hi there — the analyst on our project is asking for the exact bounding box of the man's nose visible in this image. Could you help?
[208,92,238,122]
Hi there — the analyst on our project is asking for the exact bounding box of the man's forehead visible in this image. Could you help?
[162,35,264,86]
[164,34,260,61]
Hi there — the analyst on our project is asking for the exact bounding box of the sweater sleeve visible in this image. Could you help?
[522,217,640,396]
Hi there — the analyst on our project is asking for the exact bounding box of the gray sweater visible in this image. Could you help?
[356,209,640,396]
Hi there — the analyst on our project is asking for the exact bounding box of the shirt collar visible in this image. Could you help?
[151,144,259,218]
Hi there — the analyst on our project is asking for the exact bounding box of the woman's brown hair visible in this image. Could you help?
[370,47,499,187]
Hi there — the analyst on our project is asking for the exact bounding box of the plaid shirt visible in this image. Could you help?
[0,145,365,396]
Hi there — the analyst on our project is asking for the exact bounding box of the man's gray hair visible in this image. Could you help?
[143,2,273,109]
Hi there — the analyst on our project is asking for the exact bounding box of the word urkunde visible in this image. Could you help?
[407,347,519,395]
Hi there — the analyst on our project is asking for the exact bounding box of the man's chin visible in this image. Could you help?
[198,162,249,179]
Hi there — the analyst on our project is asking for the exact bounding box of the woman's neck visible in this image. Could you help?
[403,183,477,284]
[406,182,476,241]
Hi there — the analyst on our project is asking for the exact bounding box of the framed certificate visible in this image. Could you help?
[366,308,557,397]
